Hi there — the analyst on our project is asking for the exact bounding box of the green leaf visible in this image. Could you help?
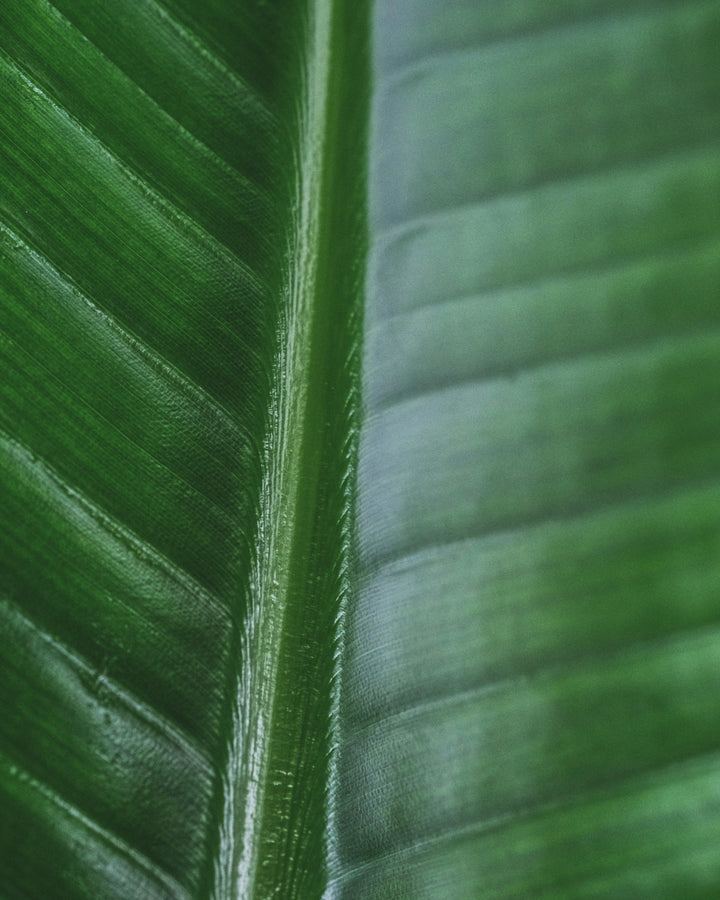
[333,1,720,897]
[0,0,364,895]
[2,1,720,898]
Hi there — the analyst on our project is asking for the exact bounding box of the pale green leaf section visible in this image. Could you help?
[333,1,720,897]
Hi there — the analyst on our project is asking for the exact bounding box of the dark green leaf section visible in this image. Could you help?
[334,0,720,896]
[0,0,326,895]
[0,0,277,264]
[0,0,370,893]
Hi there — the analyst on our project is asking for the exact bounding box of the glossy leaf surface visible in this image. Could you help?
[0,0,364,895]
[2,1,720,898]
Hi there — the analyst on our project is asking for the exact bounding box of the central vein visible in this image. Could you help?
[212,0,335,895]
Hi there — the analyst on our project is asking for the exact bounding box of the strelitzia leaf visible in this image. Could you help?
[2,1,720,898]
[332,2,720,898]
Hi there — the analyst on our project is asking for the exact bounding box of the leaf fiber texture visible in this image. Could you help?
[332,0,720,897]
[3,1,720,898]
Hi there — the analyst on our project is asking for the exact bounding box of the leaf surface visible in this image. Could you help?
[0,0,365,895]
[3,1,720,898]
[332,1,720,897]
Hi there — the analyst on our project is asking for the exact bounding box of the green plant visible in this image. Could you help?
[2,0,720,897]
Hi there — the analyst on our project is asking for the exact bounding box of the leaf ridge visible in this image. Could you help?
[332,746,720,890]
[0,429,232,627]
[0,748,191,900]
[370,321,720,417]
[49,0,275,123]
[1,328,244,527]
[0,595,210,765]
[11,0,274,208]
[362,471,720,576]
[382,0,706,86]
[1,52,269,291]
[374,138,720,239]
[0,220,245,438]
[370,229,720,326]
[344,615,720,742]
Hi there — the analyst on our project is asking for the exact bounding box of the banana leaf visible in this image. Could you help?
[2,0,720,897]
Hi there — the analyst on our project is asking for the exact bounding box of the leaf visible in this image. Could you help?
[332,1,720,897]
[2,1,720,899]
[0,0,365,895]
